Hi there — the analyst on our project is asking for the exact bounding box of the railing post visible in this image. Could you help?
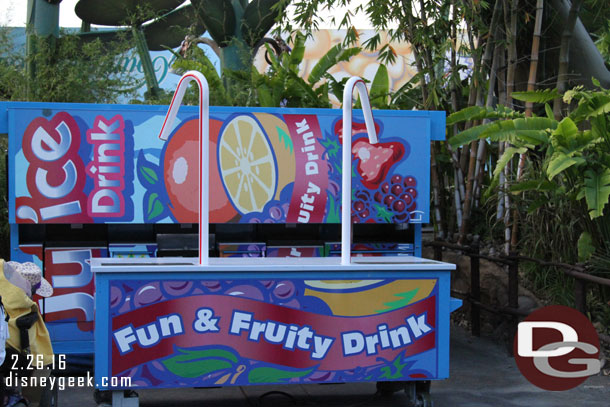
[470,241,480,337]
[508,253,519,310]
[574,278,587,315]
[507,253,519,356]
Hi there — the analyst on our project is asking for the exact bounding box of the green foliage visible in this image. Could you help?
[446,105,525,126]
[242,0,285,47]
[191,0,286,72]
[511,89,561,103]
[0,29,138,103]
[370,64,390,109]
[172,31,360,108]
[452,86,610,222]
[194,0,236,46]
[578,231,595,262]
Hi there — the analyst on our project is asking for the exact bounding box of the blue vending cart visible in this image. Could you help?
[0,73,459,406]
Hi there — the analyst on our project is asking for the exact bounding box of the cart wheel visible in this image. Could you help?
[39,383,59,407]
[376,381,407,396]
[93,389,112,404]
[416,392,433,407]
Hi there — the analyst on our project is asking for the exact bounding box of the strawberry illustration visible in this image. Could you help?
[334,119,381,141]
[352,139,404,189]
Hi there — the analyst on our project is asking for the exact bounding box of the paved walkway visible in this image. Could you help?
[55,326,609,406]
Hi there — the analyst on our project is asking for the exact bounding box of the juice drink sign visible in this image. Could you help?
[9,105,438,225]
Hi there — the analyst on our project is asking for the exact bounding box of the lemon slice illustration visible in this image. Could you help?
[219,115,277,214]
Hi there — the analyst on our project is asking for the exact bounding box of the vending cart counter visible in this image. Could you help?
[92,255,458,391]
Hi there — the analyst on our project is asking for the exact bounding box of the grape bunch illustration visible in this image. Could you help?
[239,183,293,224]
[352,190,375,223]
[373,174,418,222]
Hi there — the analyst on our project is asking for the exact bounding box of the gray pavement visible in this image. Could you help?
[55,325,609,406]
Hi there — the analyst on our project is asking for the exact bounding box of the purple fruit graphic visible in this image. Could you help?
[110,285,123,308]
[162,281,194,297]
[133,283,164,308]
[225,285,264,301]
[273,281,296,300]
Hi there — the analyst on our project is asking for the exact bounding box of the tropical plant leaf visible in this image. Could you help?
[370,64,389,109]
[287,71,320,102]
[584,168,610,219]
[248,366,314,383]
[257,85,275,107]
[446,105,523,126]
[479,117,555,145]
[308,45,360,85]
[527,197,548,214]
[192,0,235,46]
[509,179,557,194]
[171,47,228,104]
[586,98,610,119]
[448,122,495,147]
[577,231,595,262]
[512,89,561,103]
[552,117,579,145]
[492,146,526,182]
[241,0,284,47]
[546,153,585,180]
[288,31,306,71]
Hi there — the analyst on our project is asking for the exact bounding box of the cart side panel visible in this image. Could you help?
[94,270,451,389]
[7,103,432,225]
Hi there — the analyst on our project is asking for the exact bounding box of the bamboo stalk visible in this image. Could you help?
[511,0,544,250]
[506,0,519,104]
[497,142,506,220]
[553,0,583,119]
[504,141,512,255]
[474,24,501,206]
[455,171,463,230]
[402,0,445,238]
[459,0,503,244]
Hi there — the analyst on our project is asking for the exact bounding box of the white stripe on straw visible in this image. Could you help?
[158,71,210,266]
[342,77,379,266]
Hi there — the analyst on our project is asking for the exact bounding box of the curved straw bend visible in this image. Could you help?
[158,71,210,266]
[342,77,379,265]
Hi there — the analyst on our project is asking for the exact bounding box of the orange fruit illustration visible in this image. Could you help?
[218,114,295,214]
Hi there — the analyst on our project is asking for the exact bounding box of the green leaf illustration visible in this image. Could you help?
[139,165,159,186]
[326,195,340,223]
[248,366,314,383]
[162,347,238,378]
[376,289,419,313]
[379,352,408,380]
[276,125,293,154]
[374,203,394,223]
[146,193,165,220]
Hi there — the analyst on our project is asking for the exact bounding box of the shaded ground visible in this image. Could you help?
[51,325,609,406]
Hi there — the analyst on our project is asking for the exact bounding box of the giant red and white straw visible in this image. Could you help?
[342,77,378,265]
[158,71,210,266]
